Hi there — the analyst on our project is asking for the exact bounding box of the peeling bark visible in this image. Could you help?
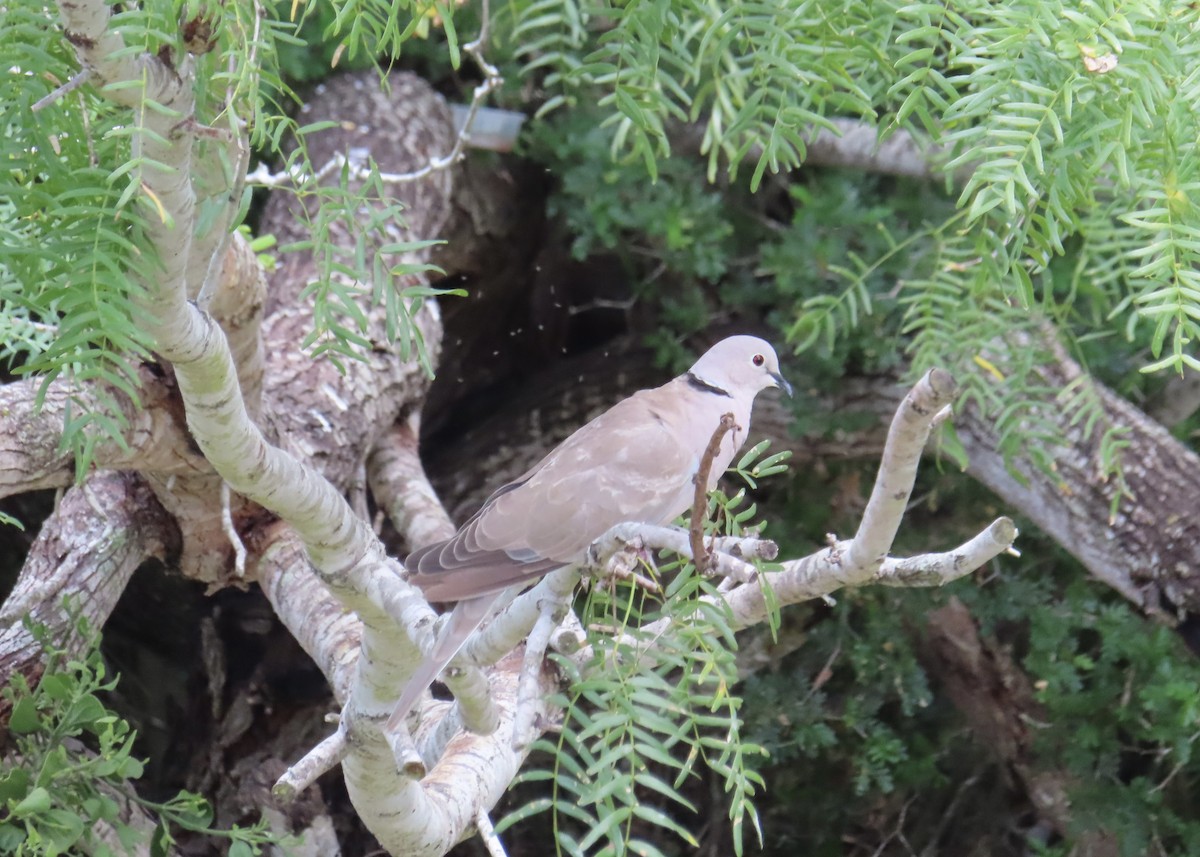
[0,471,179,720]
[956,368,1200,621]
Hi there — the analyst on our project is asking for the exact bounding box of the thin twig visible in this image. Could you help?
[219,481,246,577]
[32,69,91,112]
[689,413,737,574]
[475,810,508,857]
[919,770,982,857]
[273,719,348,801]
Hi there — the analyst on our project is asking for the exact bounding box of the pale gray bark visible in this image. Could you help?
[0,471,178,699]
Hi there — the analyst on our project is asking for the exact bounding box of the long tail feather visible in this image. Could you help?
[385,594,501,732]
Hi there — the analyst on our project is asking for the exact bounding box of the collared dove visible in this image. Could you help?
[388,335,791,731]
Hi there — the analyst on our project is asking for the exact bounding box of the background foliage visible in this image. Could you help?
[1,611,280,856]
[3,0,1200,854]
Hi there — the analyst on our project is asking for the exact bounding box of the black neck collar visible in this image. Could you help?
[686,372,733,398]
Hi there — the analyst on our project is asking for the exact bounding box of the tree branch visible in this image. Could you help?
[0,472,179,701]
[314,369,1014,857]
[690,412,737,574]
[368,414,456,551]
[51,9,479,849]
[676,117,958,182]
[845,369,954,574]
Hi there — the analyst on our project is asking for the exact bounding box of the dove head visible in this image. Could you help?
[688,335,793,399]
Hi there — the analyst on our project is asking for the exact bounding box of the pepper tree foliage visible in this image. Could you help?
[4,0,1200,854]
[0,0,448,474]
[501,1,1200,851]
[509,0,1200,483]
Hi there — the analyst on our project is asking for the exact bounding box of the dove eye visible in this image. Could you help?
[752,354,765,367]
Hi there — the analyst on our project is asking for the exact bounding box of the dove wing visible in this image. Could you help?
[406,384,697,601]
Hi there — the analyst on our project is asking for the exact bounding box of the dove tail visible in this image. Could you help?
[385,594,501,733]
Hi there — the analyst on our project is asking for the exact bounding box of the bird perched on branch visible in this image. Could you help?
[388,335,791,731]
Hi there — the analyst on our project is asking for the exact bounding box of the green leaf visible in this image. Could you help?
[150,823,172,857]
[8,696,41,734]
[0,768,31,805]
[12,786,52,817]
[0,823,27,852]
[495,797,553,834]
[38,673,73,702]
[118,756,145,780]
[631,804,699,846]
[43,808,86,849]
[116,821,145,852]
[63,694,107,733]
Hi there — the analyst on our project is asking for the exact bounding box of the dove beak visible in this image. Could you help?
[770,371,793,397]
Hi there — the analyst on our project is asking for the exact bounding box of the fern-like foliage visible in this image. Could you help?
[0,7,172,477]
[530,571,764,857]
[507,0,1200,497]
[1,0,469,472]
[512,0,882,188]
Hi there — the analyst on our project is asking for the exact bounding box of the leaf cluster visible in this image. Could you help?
[511,0,889,189]
[506,0,1200,492]
[0,609,281,856]
[0,4,158,476]
[2,0,472,473]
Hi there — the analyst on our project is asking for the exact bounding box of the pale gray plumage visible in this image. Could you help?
[387,336,790,731]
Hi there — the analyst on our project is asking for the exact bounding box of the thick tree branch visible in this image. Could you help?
[802,118,953,179]
[956,343,1200,620]
[254,525,363,705]
[50,10,477,851]
[676,118,956,182]
[0,369,205,498]
[1148,370,1200,427]
[55,0,191,114]
[368,415,456,551]
[0,472,179,706]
